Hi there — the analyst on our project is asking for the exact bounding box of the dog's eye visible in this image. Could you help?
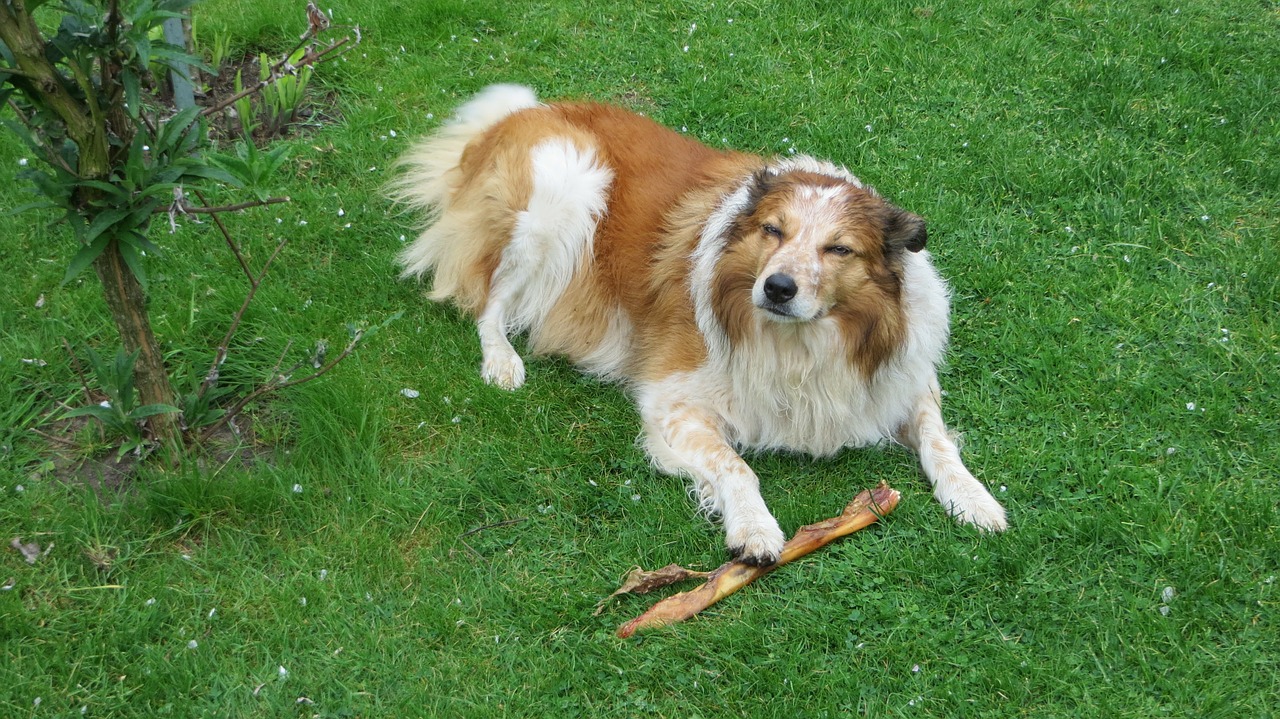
[826,245,855,257]
[762,224,783,238]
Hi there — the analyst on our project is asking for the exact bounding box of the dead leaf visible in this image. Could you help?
[10,537,43,564]
[593,563,711,616]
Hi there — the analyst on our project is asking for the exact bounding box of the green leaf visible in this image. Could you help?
[75,180,131,201]
[6,200,61,216]
[117,234,148,290]
[129,404,181,419]
[84,208,132,244]
[63,405,120,422]
[155,106,202,155]
[62,234,111,285]
[122,69,141,119]
[176,162,239,186]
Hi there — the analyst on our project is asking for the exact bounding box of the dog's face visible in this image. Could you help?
[739,170,927,323]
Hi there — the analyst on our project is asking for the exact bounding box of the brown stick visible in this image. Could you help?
[616,483,900,638]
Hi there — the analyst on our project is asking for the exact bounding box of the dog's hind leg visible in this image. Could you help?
[900,380,1008,531]
[638,391,787,566]
[476,137,613,390]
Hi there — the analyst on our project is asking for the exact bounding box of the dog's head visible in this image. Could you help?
[726,166,925,323]
[705,160,926,374]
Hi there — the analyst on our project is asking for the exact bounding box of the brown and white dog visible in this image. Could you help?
[391,85,1007,565]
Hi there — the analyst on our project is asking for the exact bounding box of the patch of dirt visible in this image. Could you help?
[148,48,340,145]
[33,410,278,503]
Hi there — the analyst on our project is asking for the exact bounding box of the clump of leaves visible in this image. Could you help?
[64,347,180,460]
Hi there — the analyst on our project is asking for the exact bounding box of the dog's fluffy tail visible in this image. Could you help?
[390,84,541,280]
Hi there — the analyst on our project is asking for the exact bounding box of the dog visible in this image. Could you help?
[390,84,1007,565]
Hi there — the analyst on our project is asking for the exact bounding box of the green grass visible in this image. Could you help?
[2,0,1278,716]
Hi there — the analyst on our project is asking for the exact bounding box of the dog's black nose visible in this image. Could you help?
[763,273,798,304]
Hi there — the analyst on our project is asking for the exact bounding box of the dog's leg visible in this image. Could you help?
[640,398,786,566]
[475,138,613,390]
[476,271,527,390]
[900,380,1007,531]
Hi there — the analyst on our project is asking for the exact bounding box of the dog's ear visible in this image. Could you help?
[884,207,927,253]
[726,169,777,241]
[743,169,776,215]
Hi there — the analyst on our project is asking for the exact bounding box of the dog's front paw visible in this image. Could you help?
[942,487,1008,533]
[481,351,526,390]
[725,516,786,567]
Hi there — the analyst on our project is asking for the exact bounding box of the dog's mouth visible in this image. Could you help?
[757,301,825,323]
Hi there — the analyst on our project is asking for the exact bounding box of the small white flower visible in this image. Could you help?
[426,113,435,120]
[298,219,308,226]
[208,608,217,619]
[1161,586,1175,603]
[292,484,303,493]
[631,494,641,502]
[19,158,29,166]
[1065,226,1074,234]
[1200,214,1210,221]
[1166,447,1177,455]
[319,569,328,580]
[1159,605,1170,616]
[1186,402,1196,411]
[145,597,156,606]
[278,665,289,678]
[14,485,23,493]
[451,416,461,424]
[337,208,345,217]
[683,45,690,52]
[912,664,921,673]
[299,596,307,606]
[1124,255,1131,263]
[34,697,42,707]
[389,130,398,138]
[187,640,198,649]
[400,388,420,399]
[865,124,873,132]
[999,485,1007,493]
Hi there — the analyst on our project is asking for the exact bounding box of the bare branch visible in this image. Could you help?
[200,36,353,119]
[170,196,291,215]
[190,189,255,284]
[197,236,290,400]
[195,329,364,445]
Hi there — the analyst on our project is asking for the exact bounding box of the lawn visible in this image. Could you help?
[2,0,1277,716]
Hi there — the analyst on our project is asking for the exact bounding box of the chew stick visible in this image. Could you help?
[616,483,900,638]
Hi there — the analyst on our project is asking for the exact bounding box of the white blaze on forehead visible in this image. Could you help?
[753,182,853,320]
